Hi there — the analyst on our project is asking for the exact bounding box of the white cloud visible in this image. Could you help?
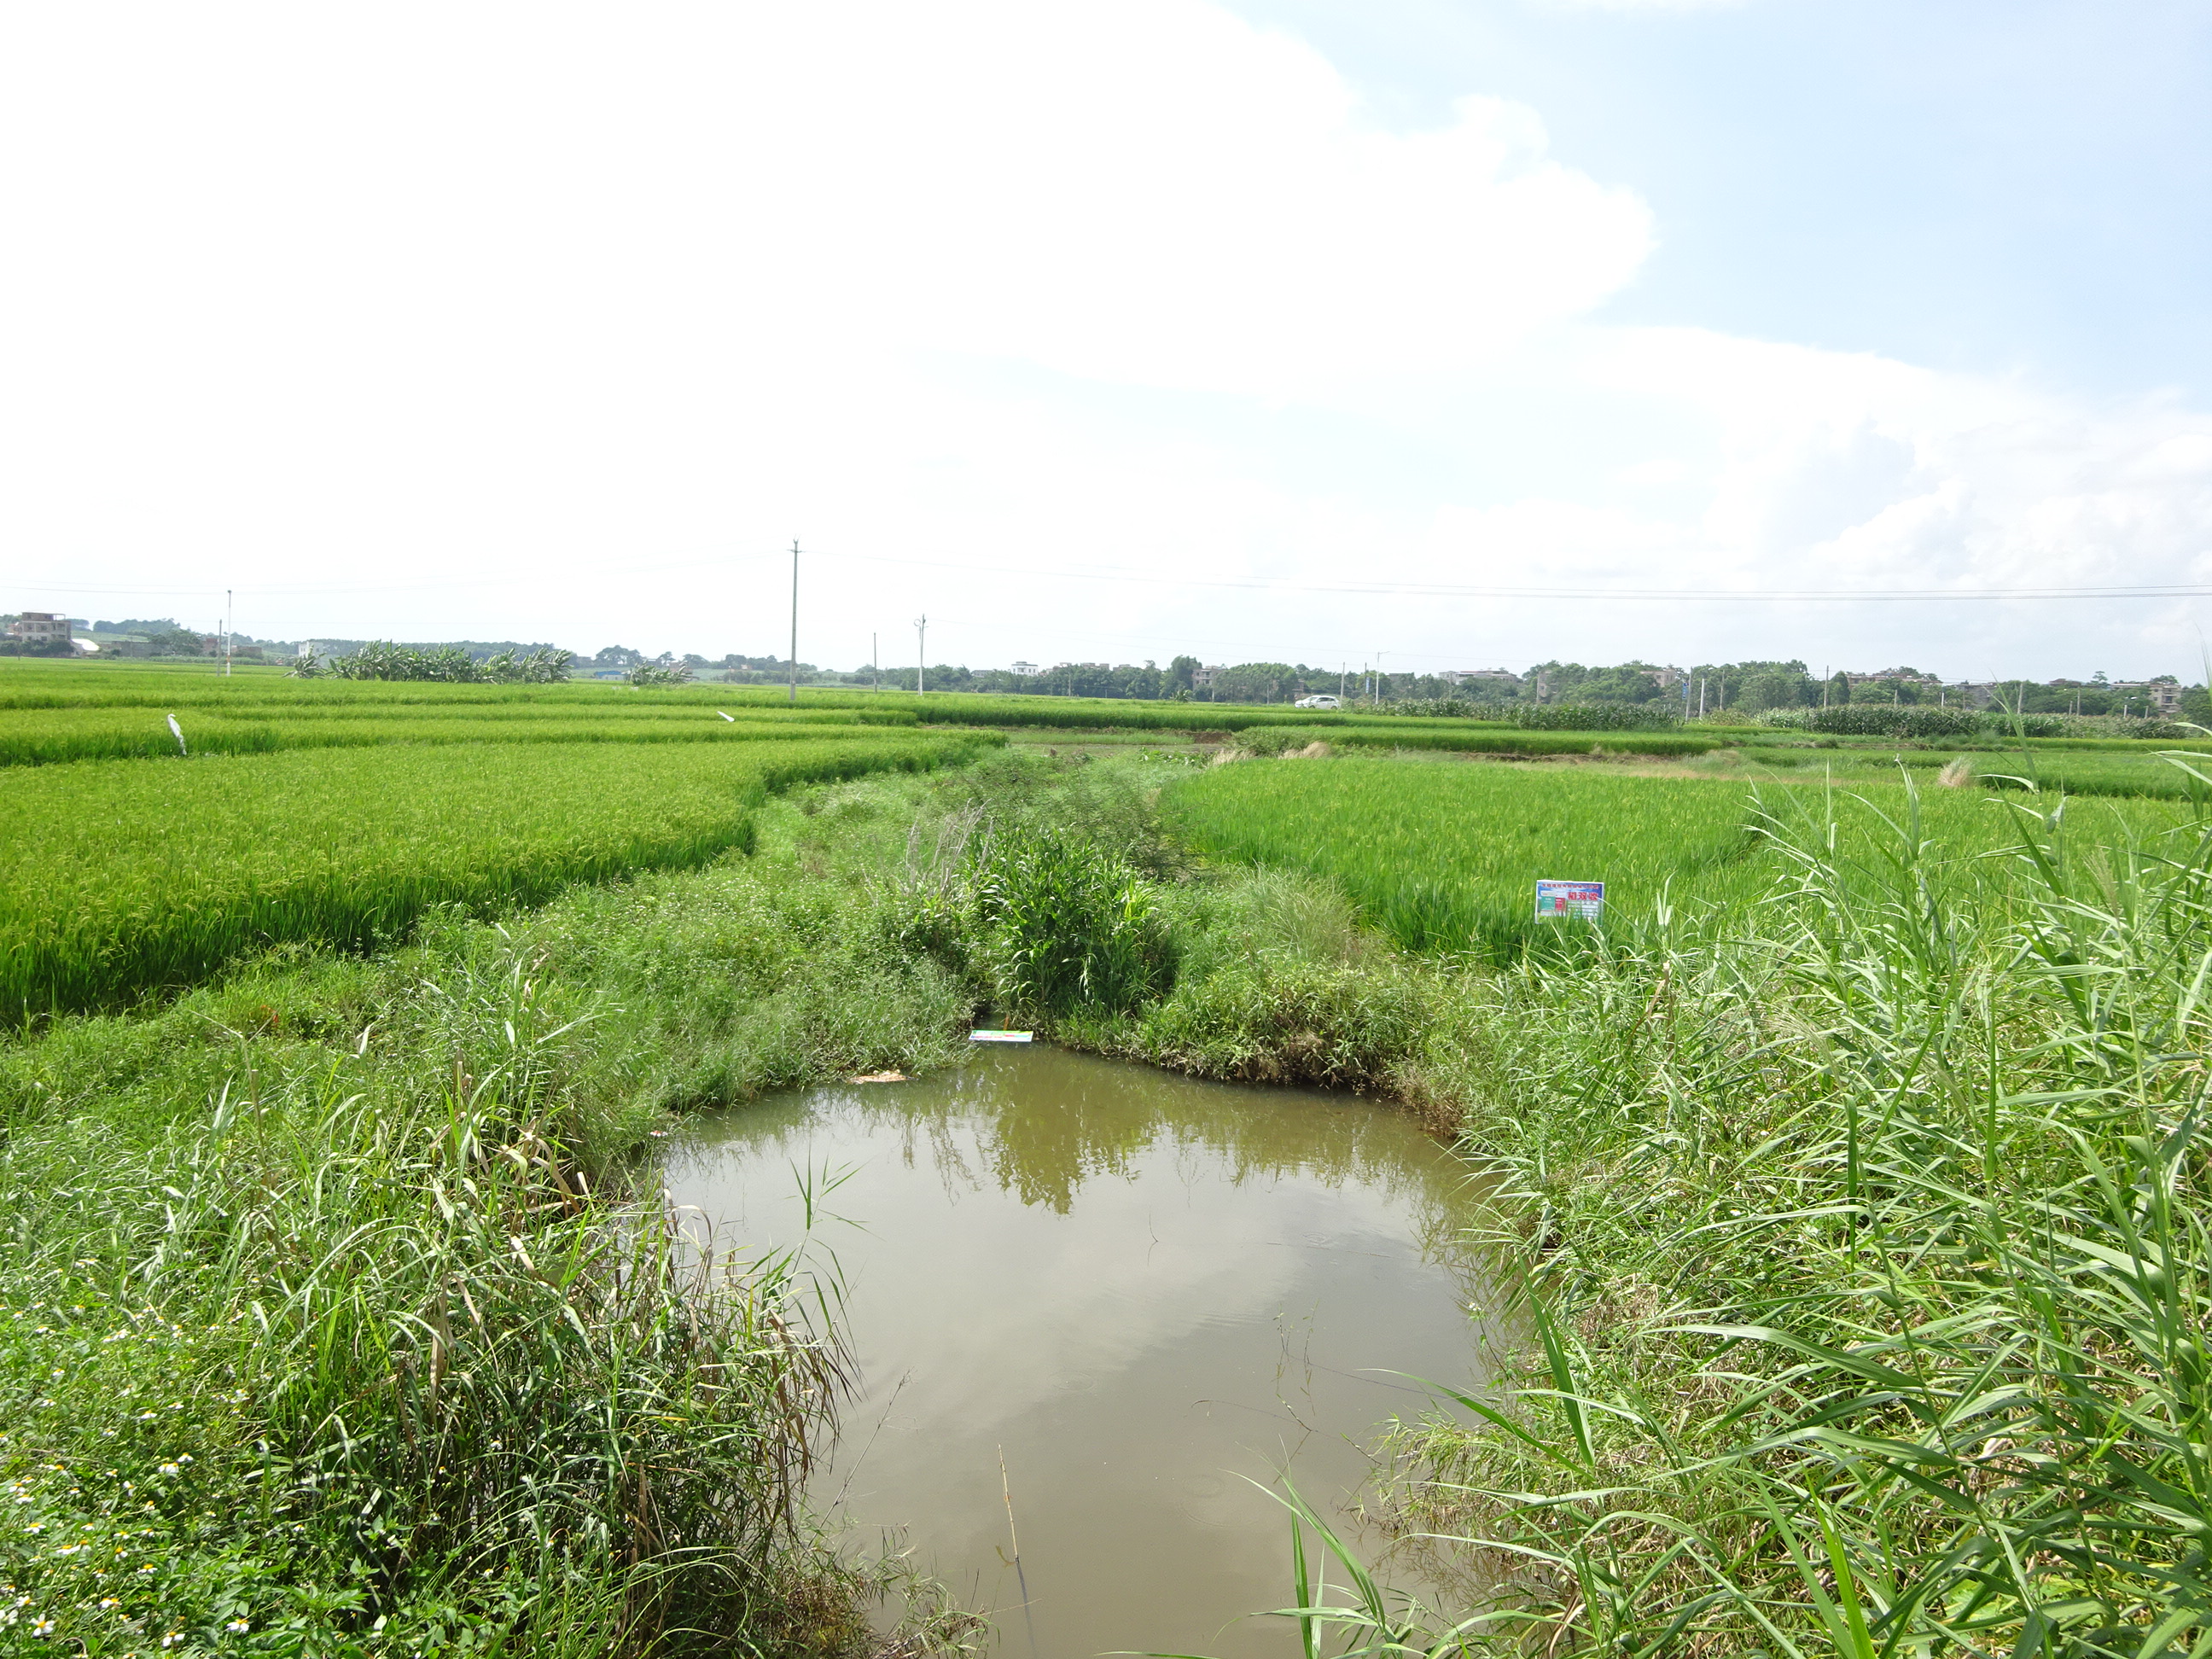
[1524,0,1753,12]
[1,0,2209,678]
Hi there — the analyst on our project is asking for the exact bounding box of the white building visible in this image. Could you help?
[1441,667,1522,690]
[2110,679,2185,714]
[7,611,72,646]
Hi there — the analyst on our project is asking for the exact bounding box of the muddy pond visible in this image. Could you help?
[661,1045,1501,1657]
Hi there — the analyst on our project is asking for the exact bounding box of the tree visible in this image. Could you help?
[1168,655,1199,693]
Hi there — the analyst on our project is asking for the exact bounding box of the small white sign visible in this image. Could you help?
[969,1029,1034,1044]
[1534,879,1604,921]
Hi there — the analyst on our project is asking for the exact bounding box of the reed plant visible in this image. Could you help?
[0,934,869,1655]
[1348,778,2212,1656]
[975,827,1175,1019]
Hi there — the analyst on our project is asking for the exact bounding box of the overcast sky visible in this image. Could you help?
[7,0,2211,680]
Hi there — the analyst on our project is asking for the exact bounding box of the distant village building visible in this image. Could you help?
[1441,667,1521,690]
[1010,661,1041,675]
[1851,667,1947,691]
[1191,664,1226,689]
[2110,678,2184,714]
[7,611,72,645]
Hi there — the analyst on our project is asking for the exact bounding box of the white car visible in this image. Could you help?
[1293,694,1342,709]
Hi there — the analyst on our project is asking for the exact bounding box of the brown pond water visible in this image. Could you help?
[660,1044,1502,1657]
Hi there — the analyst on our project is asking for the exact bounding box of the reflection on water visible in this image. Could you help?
[661,1044,1499,1658]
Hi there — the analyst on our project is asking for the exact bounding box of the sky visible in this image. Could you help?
[6,0,2211,682]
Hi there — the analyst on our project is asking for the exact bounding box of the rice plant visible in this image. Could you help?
[0,733,998,1014]
[1161,755,2192,960]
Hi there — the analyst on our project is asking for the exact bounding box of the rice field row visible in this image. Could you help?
[0,706,934,766]
[0,731,1000,1014]
[1729,743,2212,800]
[1161,755,2198,957]
[1236,723,1726,758]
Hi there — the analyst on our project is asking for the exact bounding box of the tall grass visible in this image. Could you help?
[0,930,868,1654]
[1163,756,2194,960]
[975,827,1175,1017]
[1329,781,2212,1656]
[0,733,998,1014]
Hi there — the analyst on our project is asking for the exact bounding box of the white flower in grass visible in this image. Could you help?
[224,1618,249,1633]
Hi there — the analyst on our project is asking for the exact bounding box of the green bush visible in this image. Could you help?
[977,828,1174,1018]
[1512,703,1681,731]
[323,643,574,683]
[1126,956,1430,1090]
[1800,705,1985,737]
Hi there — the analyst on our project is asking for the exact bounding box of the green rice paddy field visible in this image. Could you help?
[1163,754,2200,956]
[3,727,999,1014]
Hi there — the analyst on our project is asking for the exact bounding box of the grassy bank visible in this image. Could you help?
[1353,789,2212,1657]
[0,760,1035,1652]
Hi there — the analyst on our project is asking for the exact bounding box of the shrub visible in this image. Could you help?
[1127,956,1431,1091]
[323,643,573,683]
[1377,698,1496,719]
[1807,704,1984,738]
[1512,703,1680,731]
[977,827,1173,1018]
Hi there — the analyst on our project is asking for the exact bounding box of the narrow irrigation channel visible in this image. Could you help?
[661,1044,1502,1658]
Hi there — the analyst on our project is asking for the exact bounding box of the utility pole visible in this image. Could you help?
[787,540,800,704]
[872,632,879,693]
[224,589,233,677]
[914,615,927,696]
[1340,662,1347,701]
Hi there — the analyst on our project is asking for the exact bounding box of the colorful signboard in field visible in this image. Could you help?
[1534,879,1604,921]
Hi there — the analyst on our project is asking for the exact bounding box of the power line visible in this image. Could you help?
[19,545,2212,605]
[814,548,2212,603]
